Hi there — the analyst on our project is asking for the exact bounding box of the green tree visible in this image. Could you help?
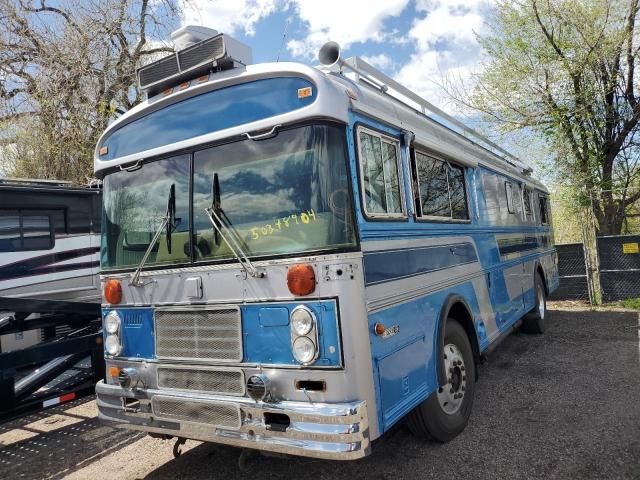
[0,0,179,182]
[464,0,640,235]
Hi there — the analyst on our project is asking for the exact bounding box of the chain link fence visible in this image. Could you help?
[597,235,640,302]
[550,243,589,300]
[550,188,640,303]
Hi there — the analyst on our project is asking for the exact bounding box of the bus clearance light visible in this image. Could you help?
[104,279,122,304]
[287,264,316,296]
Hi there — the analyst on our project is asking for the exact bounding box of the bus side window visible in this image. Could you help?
[413,151,469,220]
[538,195,549,224]
[505,181,515,213]
[523,186,533,220]
[357,128,405,218]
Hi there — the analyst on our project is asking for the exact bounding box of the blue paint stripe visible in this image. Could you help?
[497,234,552,256]
[363,242,478,286]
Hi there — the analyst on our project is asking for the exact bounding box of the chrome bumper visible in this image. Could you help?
[95,381,370,460]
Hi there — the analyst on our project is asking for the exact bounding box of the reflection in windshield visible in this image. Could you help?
[192,124,356,261]
[101,155,190,269]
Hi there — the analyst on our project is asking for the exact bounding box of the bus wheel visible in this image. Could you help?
[522,273,546,334]
[407,320,475,442]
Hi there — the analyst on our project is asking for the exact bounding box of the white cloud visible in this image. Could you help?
[395,0,490,110]
[286,0,411,58]
[180,0,278,36]
[361,53,394,70]
[409,3,484,50]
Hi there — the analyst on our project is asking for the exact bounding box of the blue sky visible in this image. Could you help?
[180,0,492,111]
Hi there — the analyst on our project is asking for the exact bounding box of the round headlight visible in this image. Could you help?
[291,307,314,336]
[105,334,122,356]
[104,311,121,334]
[292,336,317,364]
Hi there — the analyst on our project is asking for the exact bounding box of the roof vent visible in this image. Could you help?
[137,26,253,97]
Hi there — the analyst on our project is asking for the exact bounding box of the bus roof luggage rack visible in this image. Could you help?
[334,55,532,176]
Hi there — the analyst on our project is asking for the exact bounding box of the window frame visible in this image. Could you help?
[522,185,534,221]
[412,148,471,223]
[355,125,407,220]
[505,181,516,214]
[0,209,55,252]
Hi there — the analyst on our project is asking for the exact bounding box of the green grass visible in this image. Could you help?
[610,297,640,310]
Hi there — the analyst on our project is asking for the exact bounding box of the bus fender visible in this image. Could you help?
[436,294,475,387]
[532,259,548,295]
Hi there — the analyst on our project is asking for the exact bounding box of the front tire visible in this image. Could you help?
[522,273,546,334]
[407,320,475,442]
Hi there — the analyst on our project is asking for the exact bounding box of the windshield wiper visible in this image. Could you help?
[130,184,175,287]
[204,173,265,279]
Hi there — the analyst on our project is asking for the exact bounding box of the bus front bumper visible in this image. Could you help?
[95,381,370,460]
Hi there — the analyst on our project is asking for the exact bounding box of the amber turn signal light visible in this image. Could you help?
[104,279,122,305]
[287,264,316,296]
[374,323,386,336]
[108,366,121,379]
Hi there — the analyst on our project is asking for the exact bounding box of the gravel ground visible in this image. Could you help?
[1,305,638,480]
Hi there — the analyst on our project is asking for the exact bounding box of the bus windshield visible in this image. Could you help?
[101,124,357,270]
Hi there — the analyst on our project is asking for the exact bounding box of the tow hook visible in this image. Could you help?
[173,437,186,458]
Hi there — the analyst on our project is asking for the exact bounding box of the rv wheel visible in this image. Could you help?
[407,320,475,442]
[522,273,546,334]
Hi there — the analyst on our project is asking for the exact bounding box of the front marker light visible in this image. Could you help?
[105,334,122,356]
[292,336,317,365]
[291,306,314,336]
[104,311,121,334]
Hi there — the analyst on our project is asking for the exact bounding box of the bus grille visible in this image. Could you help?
[155,308,242,362]
[157,367,244,395]
[151,396,241,429]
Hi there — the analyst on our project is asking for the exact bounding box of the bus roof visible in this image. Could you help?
[94,58,546,191]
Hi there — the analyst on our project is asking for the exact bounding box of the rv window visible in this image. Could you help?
[22,215,52,250]
[0,212,21,251]
[413,151,468,220]
[523,187,533,219]
[539,195,549,224]
[358,129,404,217]
[0,210,53,252]
[505,182,515,213]
[448,163,469,219]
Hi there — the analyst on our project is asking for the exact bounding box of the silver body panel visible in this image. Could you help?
[97,252,380,456]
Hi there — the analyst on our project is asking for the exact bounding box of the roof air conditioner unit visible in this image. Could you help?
[137,26,253,97]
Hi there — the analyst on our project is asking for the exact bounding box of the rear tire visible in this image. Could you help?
[522,273,546,334]
[407,320,475,442]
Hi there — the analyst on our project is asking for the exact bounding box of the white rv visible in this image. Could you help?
[0,178,101,351]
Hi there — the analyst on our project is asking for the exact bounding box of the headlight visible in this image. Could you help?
[291,307,314,336]
[104,311,121,334]
[105,334,122,356]
[292,336,317,364]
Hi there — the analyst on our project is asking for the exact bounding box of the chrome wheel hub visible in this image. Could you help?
[437,343,467,415]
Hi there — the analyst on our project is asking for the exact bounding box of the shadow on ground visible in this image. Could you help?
[0,397,144,479]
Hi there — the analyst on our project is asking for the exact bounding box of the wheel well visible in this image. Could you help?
[536,264,548,295]
[447,302,480,381]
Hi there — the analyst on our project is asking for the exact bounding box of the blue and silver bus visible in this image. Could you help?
[94,28,559,461]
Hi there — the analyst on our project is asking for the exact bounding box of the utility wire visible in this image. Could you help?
[276,19,290,62]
